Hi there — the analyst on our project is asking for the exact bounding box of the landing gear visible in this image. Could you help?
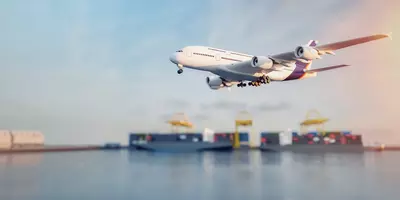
[177,69,183,74]
[249,81,261,87]
[259,75,271,84]
[247,76,271,87]
[237,82,247,87]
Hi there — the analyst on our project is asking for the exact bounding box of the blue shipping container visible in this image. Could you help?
[129,133,147,141]
[177,134,203,142]
[308,131,318,136]
[342,131,352,135]
[150,134,178,142]
[239,132,249,142]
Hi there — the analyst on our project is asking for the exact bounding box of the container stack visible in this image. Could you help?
[260,132,280,145]
[0,130,12,149]
[291,131,363,145]
[0,130,44,149]
[213,133,233,143]
[129,133,204,146]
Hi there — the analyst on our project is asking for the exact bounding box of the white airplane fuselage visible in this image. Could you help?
[169,46,314,83]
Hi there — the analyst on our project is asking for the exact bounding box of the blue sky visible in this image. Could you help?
[0,0,399,145]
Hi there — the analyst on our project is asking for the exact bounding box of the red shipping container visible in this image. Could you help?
[340,136,347,144]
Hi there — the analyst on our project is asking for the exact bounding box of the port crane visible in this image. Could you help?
[300,109,329,135]
[234,111,253,148]
[166,112,194,133]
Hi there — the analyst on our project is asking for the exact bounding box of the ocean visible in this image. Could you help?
[1,150,399,200]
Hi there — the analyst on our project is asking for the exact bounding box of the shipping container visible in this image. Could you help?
[321,135,341,145]
[291,135,309,144]
[177,133,203,142]
[342,131,352,135]
[222,132,249,142]
[345,134,363,145]
[129,133,149,146]
[308,131,319,136]
[214,133,232,143]
[11,131,44,147]
[149,134,178,142]
[239,132,249,142]
[0,130,11,149]
[307,136,324,144]
[260,132,280,145]
[202,128,215,142]
[279,131,293,146]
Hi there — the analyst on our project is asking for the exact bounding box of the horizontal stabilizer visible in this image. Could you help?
[305,64,350,73]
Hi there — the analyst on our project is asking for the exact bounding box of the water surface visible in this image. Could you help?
[1,150,399,200]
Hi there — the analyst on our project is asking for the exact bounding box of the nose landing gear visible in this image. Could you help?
[177,64,184,74]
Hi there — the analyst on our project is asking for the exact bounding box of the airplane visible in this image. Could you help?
[169,33,392,90]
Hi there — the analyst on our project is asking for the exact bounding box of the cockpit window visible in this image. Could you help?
[176,50,183,52]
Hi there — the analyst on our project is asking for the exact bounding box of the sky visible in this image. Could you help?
[0,0,399,145]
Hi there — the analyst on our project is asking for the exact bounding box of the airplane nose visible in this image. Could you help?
[169,53,178,64]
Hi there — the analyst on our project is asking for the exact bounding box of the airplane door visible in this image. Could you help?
[215,54,221,61]
[186,50,192,57]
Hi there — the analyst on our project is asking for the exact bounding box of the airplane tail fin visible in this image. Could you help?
[307,40,318,47]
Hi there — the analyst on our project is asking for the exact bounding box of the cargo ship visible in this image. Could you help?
[259,131,364,153]
[128,132,251,152]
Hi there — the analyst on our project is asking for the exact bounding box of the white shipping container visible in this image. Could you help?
[202,128,215,143]
[279,130,293,146]
[11,130,44,147]
[249,130,260,147]
[0,130,12,149]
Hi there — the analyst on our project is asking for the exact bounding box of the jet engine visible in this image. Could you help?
[294,46,321,60]
[206,76,224,90]
[250,56,274,69]
[206,76,233,90]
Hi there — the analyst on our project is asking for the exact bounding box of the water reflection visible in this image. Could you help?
[127,150,283,168]
[0,153,43,199]
[0,153,43,167]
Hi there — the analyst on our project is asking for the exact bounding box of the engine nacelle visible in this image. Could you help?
[294,46,321,60]
[250,56,274,69]
[206,76,224,90]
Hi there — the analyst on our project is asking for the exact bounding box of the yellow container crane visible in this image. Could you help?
[300,109,329,136]
[166,112,194,133]
[234,111,253,149]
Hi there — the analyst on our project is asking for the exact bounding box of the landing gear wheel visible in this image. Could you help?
[237,82,247,87]
[177,69,183,74]
[266,76,271,84]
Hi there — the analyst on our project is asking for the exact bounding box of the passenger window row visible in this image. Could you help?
[193,52,214,57]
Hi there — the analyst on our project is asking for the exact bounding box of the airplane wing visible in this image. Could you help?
[269,33,391,63]
[304,64,350,73]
